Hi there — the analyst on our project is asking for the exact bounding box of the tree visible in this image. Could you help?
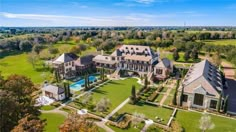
[84,74,89,90]
[212,51,222,66]
[0,74,40,131]
[59,113,98,132]
[130,85,136,104]
[39,49,52,59]
[173,50,180,61]
[27,51,39,69]
[32,44,44,54]
[95,97,111,112]
[70,46,81,54]
[217,93,222,112]
[12,114,45,132]
[63,80,70,99]
[223,95,229,113]
[131,112,145,128]
[191,49,199,61]
[144,75,148,88]
[199,113,215,132]
[184,50,191,62]
[100,68,105,81]
[81,93,93,106]
[19,40,32,51]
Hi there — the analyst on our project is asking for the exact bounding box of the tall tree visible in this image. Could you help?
[0,74,41,131]
[199,113,215,132]
[217,93,222,112]
[191,49,199,61]
[212,51,222,66]
[184,50,191,62]
[27,51,39,69]
[130,85,136,104]
[223,95,229,113]
[173,50,180,61]
[144,75,148,88]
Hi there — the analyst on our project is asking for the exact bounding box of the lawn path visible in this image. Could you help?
[159,87,172,106]
[104,98,130,120]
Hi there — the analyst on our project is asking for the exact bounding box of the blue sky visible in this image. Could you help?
[0,0,236,26]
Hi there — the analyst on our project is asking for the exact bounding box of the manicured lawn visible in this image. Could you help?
[92,78,141,113]
[40,113,66,132]
[118,103,173,124]
[155,94,164,102]
[203,39,236,45]
[0,53,52,83]
[40,105,56,111]
[107,124,144,132]
[175,110,236,132]
[163,95,174,105]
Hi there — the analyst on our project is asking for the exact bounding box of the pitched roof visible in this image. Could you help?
[43,85,64,94]
[75,55,95,66]
[53,53,77,64]
[93,55,117,64]
[183,59,223,96]
[155,58,171,68]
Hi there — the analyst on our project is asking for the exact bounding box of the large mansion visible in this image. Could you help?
[53,45,173,81]
[177,60,225,111]
[93,45,173,80]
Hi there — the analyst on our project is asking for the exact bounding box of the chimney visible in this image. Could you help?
[101,50,104,55]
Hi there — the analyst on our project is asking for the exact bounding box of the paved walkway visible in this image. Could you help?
[95,122,114,132]
[159,80,176,106]
[105,98,130,120]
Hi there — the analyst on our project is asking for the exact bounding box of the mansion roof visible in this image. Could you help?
[43,85,64,95]
[182,60,223,96]
[53,53,77,64]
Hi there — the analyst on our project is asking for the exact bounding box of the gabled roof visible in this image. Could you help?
[43,85,64,95]
[155,58,171,68]
[53,53,77,64]
[183,59,223,96]
[75,55,95,66]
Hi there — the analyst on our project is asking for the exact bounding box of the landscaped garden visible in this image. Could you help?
[68,78,141,117]
[117,103,173,125]
[175,110,236,132]
[40,113,66,132]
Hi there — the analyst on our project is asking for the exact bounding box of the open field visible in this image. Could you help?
[40,113,66,132]
[0,53,52,84]
[202,39,236,45]
[175,110,236,132]
[92,78,141,113]
[117,103,173,125]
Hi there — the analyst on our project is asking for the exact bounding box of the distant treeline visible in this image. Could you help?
[0,28,236,65]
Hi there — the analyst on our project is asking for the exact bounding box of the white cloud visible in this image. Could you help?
[134,0,155,4]
[70,2,88,8]
[0,12,206,26]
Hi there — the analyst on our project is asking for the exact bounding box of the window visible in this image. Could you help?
[183,94,188,102]
[156,69,163,74]
[72,62,74,66]
[193,93,204,106]
[210,100,217,109]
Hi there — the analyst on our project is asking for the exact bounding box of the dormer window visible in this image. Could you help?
[136,48,139,50]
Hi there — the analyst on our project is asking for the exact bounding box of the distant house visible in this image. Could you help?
[154,58,173,80]
[53,53,95,79]
[177,60,225,110]
[42,84,65,101]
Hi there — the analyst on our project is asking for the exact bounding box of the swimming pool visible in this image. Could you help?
[70,76,97,91]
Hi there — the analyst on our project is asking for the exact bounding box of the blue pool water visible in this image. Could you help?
[70,76,97,91]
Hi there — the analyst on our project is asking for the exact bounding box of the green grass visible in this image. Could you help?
[0,53,52,84]
[107,123,144,132]
[92,78,141,113]
[118,103,173,124]
[155,94,164,102]
[40,113,66,132]
[123,39,145,44]
[161,52,200,63]
[175,110,236,132]
[163,95,174,105]
[40,105,56,111]
[203,39,236,45]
